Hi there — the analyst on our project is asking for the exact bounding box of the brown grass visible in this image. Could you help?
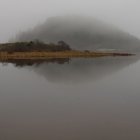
[0,51,133,60]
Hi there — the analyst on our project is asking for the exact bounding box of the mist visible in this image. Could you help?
[1,1,140,139]
[0,0,140,43]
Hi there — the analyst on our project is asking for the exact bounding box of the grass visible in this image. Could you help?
[0,50,133,60]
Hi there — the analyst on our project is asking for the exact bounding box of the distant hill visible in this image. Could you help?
[16,16,140,52]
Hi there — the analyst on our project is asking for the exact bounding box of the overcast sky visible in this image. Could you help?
[0,0,140,42]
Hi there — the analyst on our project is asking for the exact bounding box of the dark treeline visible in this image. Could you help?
[0,40,72,53]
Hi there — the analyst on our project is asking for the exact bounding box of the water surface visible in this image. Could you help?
[0,56,140,140]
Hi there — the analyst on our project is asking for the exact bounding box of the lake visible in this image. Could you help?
[0,56,140,140]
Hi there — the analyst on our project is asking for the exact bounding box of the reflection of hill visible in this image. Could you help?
[32,56,139,84]
[16,16,140,51]
[1,56,139,84]
[8,56,138,84]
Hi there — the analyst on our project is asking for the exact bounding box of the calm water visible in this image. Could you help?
[0,56,140,140]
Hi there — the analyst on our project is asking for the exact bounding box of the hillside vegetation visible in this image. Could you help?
[0,40,71,53]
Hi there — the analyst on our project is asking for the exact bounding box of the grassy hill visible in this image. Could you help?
[16,16,140,52]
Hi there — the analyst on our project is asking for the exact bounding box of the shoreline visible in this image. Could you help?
[0,51,134,60]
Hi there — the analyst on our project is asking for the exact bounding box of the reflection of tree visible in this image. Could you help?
[1,58,70,67]
[0,41,72,53]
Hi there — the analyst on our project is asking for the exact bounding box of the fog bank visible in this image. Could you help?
[0,0,140,42]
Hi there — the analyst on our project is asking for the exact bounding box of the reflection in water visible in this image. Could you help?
[0,56,140,140]
[1,58,70,67]
[35,57,139,83]
[0,56,139,83]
